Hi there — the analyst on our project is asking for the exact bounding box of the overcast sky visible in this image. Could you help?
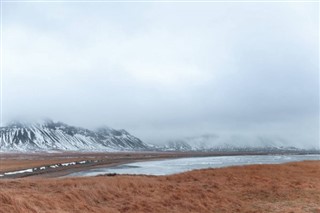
[1,1,319,147]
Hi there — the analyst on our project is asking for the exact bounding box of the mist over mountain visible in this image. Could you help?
[162,134,319,152]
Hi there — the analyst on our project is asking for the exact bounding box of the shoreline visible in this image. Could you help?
[0,151,319,178]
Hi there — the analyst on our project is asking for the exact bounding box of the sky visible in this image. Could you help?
[1,1,319,148]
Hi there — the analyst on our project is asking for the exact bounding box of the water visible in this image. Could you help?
[68,154,320,177]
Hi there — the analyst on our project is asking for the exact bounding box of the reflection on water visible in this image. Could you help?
[68,154,320,177]
[115,165,140,169]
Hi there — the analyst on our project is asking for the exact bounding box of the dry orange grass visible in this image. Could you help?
[0,161,319,213]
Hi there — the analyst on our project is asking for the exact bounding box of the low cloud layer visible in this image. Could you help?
[2,2,319,147]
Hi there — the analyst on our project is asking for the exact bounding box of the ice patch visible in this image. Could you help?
[4,169,33,175]
[68,154,320,177]
[61,162,76,166]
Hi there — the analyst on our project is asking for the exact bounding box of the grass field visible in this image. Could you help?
[0,161,319,213]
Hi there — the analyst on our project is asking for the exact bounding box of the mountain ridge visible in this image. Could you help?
[0,120,149,152]
[1,120,318,153]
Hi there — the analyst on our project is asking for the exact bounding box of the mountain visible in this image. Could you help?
[2,121,317,153]
[0,120,149,152]
[160,134,318,153]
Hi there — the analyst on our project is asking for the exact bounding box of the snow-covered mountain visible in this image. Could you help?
[161,134,316,152]
[0,120,149,152]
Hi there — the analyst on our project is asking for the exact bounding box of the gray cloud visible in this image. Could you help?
[2,2,319,148]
